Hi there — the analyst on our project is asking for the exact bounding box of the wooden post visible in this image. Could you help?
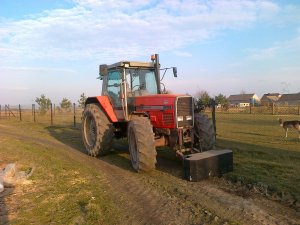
[73,103,76,127]
[54,104,55,117]
[50,103,53,126]
[298,102,300,115]
[0,104,1,119]
[19,104,22,121]
[249,99,252,114]
[33,104,36,122]
[272,103,275,115]
[5,105,7,117]
[211,99,216,139]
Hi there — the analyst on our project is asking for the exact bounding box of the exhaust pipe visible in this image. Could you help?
[154,54,161,94]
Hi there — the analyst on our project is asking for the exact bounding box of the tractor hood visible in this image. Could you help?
[135,94,186,107]
[134,94,194,129]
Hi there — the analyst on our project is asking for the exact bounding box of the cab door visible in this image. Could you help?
[102,69,125,120]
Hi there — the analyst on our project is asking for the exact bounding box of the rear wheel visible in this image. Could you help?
[193,113,216,151]
[82,104,114,156]
[128,116,157,172]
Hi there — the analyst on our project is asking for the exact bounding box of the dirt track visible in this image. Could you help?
[1,123,299,224]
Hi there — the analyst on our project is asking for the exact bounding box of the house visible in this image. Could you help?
[277,93,300,106]
[260,93,281,106]
[228,93,260,107]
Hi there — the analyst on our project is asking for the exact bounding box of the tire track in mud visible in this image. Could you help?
[100,167,190,225]
[1,125,299,224]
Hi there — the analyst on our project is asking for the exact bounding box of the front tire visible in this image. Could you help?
[127,116,157,172]
[82,104,114,156]
[193,113,216,151]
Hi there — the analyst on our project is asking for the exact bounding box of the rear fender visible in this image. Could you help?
[85,96,118,122]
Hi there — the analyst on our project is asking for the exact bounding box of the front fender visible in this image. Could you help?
[85,96,118,122]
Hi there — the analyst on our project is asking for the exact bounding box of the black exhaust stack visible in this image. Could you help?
[154,54,161,94]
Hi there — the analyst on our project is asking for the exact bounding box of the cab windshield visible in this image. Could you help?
[126,68,158,96]
[105,67,158,106]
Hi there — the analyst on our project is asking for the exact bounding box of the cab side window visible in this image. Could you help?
[107,70,122,106]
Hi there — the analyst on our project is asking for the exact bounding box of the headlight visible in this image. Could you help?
[186,115,192,120]
[177,116,183,121]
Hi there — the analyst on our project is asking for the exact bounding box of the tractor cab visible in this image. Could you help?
[102,62,158,96]
[99,55,175,121]
[100,61,158,120]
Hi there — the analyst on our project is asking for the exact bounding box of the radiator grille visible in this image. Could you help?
[177,97,193,127]
[163,113,174,126]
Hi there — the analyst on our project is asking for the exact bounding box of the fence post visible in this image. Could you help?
[0,104,1,119]
[54,104,55,117]
[298,102,300,115]
[272,103,275,115]
[8,105,10,118]
[5,105,7,117]
[211,99,216,139]
[50,103,53,126]
[19,104,22,121]
[73,103,76,127]
[33,104,36,122]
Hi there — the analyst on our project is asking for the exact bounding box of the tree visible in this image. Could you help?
[60,98,72,111]
[35,94,51,115]
[78,93,87,108]
[195,90,211,111]
[215,93,228,107]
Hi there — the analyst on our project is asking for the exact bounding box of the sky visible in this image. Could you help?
[0,0,300,105]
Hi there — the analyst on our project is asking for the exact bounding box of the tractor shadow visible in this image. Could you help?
[46,125,86,153]
[45,125,184,179]
[108,142,184,179]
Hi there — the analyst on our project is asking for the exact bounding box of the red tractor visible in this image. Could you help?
[82,54,232,180]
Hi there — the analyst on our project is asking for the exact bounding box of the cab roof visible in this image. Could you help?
[107,61,155,69]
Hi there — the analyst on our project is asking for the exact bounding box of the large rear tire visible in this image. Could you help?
[82,104,114,156]
[194,113,216,151]
[127,117,157,172]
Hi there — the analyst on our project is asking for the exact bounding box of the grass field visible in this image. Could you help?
[215,113,300,202]
[0,112,299,223]
[0,121,121,224]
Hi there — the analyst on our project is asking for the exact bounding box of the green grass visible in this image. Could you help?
[0,120,121,225]
[215,113,300,200]
[1,112,299,223]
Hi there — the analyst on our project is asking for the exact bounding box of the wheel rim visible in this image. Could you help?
[129,127,139,170]
[84,114,96,147]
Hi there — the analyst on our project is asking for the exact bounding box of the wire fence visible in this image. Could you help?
[0,103,83,127]
[1,103,299,127]
[214,104,300,115]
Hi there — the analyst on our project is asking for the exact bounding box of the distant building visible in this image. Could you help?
[260,93,281,106]
[228,93,260,107]
[277,93,300,106]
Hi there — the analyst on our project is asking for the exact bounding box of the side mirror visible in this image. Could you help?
[173,67,177,77]
[99,64,108,76]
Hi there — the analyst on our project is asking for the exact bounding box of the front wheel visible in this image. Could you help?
[81,104,114,156]
[127,116,157,172]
